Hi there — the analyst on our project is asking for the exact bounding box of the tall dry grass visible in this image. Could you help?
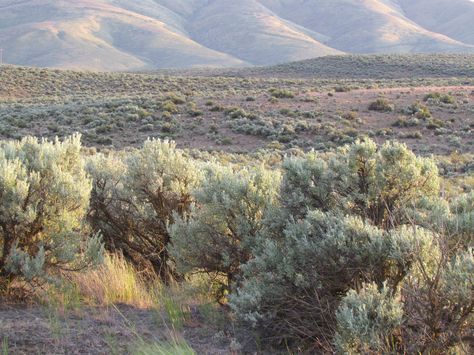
[70,253,161,308]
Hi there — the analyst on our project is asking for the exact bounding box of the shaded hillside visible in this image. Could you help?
[243,54,474,79]
[260,0,474,53]
[158,54,474,79]
[398,0,474,45]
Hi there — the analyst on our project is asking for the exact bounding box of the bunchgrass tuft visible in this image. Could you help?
[71,253,161,308]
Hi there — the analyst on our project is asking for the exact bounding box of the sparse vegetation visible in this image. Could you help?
[1,64,473,155]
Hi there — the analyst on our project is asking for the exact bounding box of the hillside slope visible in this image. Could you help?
[0,0,246,70]
[398,0,474,45]
[1,0,474,70]
[260,0,474,53]
[245,54,474,79]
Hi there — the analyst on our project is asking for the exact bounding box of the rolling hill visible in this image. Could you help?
[1,0,474,71]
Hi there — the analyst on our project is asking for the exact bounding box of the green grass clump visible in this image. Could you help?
[2,337,8,355]
[133,339,195,355]
[162,296,189,331]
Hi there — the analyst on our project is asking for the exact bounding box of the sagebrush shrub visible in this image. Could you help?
[0,135,102,290]
[448,192,474,248]
[368,98,394,112]
[229,138,472,352]
[270,88,295,99]
[87,139,201,282]
[399,247,474,353]
[281,139,439,226]
[170,164,280,297]
[231,212,436,347]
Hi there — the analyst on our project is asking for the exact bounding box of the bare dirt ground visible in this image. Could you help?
[0,304,240,354]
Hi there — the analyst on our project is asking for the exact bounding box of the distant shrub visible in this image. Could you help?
[209,105,224,112]
[279,108,295,117]
[226,107,248,119]
[426,118,444,130]
[334,85,351,93]
[166,93,186,105]
[393,117,420,128]
[401,131,423,139]
[266,141,284,150]
[404,102,432,119]
[424,92,455,105]
[376,128,394,137]
[160,122,174,133]
[139,124,154,132]
[186,102,203,117]
[342,111,358,121]
[161,100,179,113]
[368,98,394,112]
[270,88,295,99]
[220,137,233,145]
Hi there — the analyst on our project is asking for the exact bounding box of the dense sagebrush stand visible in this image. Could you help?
[1,133,471,353]
[227,138,473,352]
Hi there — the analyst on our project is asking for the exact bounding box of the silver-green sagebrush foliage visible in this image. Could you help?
[230,213,436,347]
[281,139,439,226]
[169,164,280,296]
[1,133,471,353]
[228,138,472,351]
[409,190,474,251]
[0,135,103,290]
[335,283,403,354]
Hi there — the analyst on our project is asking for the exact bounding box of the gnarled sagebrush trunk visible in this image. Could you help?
[87,139,201,283]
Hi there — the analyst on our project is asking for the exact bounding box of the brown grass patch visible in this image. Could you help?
[70,253,161,308]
